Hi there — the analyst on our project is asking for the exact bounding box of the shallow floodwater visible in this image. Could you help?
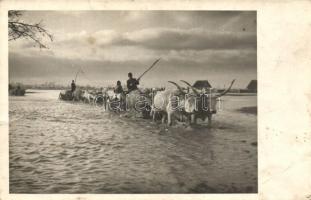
[9,90,257,193]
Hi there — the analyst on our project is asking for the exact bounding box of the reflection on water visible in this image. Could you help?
[9,90,257,193]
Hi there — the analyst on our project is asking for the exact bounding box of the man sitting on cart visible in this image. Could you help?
[126,72,139,93]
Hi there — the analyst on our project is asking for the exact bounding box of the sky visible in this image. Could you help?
[9,11,257,89]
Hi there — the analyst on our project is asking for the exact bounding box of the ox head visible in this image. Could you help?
[180,79,236,113]
[168,81,198,113]
[179,80,201,113]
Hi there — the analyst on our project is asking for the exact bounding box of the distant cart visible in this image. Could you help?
[9,85,26,96]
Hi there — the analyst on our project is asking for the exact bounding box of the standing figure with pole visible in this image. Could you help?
[126,58,161,93]
[71,67,82,100]
[71,80,76,93]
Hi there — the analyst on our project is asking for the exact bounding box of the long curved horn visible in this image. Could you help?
[215,79,236,97]
[168,81,185,94]
[180,80,199,95]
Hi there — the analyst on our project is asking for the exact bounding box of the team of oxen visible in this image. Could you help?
[59,89,108,107]
[59,79,235,126]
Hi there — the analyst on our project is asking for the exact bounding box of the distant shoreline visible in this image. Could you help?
[25,88,257,95]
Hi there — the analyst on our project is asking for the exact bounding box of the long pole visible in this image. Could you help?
[74,67,82,83]
[138,58,161,80]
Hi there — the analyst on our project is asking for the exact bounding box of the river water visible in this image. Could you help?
[9,90,257,193]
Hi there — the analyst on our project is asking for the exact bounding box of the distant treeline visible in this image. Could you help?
[10,82,68,90]
[9,83,26,96]
[9,82,257,94]
[9,82,117,92]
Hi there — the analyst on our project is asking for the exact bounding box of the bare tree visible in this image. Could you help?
[8,11,53,48]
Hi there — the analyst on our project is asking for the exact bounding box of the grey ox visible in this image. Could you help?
[151,79,235,126]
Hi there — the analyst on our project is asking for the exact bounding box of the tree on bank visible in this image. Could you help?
[8,10,53,48]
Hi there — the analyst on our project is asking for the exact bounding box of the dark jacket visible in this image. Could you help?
[71,82,76,92]
[127,78,139,92]
[114,85,124,94]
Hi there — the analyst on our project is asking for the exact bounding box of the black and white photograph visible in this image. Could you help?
[8,10,257,193]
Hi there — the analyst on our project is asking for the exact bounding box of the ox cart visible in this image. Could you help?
[59,89,107,107]
[59,90,73,101]
[58,88,152,119]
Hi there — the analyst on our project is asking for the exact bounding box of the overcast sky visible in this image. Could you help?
[9,11,256,88]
